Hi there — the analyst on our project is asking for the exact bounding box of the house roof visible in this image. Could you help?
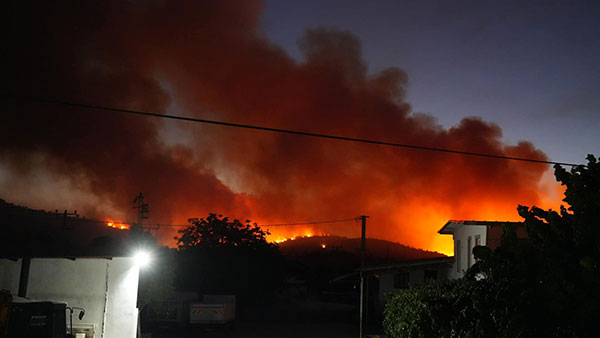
[330,256,454,283]
[359,256,455,273]
[438,220,523,235]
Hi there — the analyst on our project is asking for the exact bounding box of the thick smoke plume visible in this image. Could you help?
[1,1,553,253]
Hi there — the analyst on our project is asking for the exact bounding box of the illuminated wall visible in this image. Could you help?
[448,225,487,279]
[0,257,139,338]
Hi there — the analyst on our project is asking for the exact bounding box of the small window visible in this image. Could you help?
[424,269,438,281]
[475,234,481,246]
[467,236,472,267]
[393,271,409,289]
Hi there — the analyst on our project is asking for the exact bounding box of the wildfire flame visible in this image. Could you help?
[106,220,130,230]
[268,228,322,244]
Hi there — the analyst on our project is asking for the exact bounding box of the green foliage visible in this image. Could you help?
[383,155,600,338]
[383,278,508,338]
[383,279,468,338]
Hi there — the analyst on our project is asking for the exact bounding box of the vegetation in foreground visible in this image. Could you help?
[384,155,600,338]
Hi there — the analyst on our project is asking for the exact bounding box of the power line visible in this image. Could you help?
[147,223,189,227]
[56,216,358,229]
[117,218,358,228]
[4,95,584,167]
[79,217,349,229]
[107,217,359,228]
[68,218,189,228]
[261,217,359,227]
[6,211,357,230]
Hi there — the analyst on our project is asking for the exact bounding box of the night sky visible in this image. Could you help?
[262,0,600,165]
[1,1,598,254]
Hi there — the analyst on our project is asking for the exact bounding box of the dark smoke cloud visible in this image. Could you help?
[1,1,551,251]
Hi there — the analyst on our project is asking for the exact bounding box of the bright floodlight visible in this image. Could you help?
[134,250,151,267]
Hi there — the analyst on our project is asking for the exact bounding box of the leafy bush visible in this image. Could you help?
[383,279,481,338]
[384,155,600,338]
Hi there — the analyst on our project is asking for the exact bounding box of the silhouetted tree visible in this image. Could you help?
[176,213,276,250]
[174,214,283,302]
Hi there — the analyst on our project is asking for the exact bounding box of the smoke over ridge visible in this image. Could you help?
[0,1,554,253]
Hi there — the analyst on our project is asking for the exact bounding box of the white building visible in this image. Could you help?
[0,256,140,338]
[438,220,524,278]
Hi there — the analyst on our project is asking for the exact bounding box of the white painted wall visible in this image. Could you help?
[449,225,487,279]
[0,257,139,338]
[104,258,139,338]
[27,258,108,336]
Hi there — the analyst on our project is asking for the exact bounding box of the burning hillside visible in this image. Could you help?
[0,1,561,253]
[278,235,445,262]
[106,220,130,230]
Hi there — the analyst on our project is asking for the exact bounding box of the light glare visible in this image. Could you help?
[134,251,151,267]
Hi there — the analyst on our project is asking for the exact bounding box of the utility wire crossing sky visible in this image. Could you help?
[5,95,584,167]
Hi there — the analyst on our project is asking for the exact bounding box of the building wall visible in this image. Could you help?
[378,273,394,303]
[0,257,139,338]
[0,259,21,292]
[27,258,108,336]
[378,264,450,302]
[449,225,487,279]
[104,258,139,338]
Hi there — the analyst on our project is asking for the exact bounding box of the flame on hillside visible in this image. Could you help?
[268,230,325,244]
[106,220,130,230]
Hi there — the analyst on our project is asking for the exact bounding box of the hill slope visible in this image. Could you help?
[279,235,445,263]
[0,199,130,256]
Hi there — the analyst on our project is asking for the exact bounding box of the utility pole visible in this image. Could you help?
[54,209,78,230]
[18,257,30,298]
[360,215,368,267]
[132,193,149,233]
[359,215,369,338]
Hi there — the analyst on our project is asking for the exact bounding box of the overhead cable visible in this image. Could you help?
[4,95,583,167]
[261,217,359,227]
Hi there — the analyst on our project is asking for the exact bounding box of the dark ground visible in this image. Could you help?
[148,296,359,338]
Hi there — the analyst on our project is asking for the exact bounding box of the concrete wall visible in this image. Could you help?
[378,273,394,302]
[449,225,487,279]
[0,257,139,338]
[0,259,21,292]
[104,258,139,338]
